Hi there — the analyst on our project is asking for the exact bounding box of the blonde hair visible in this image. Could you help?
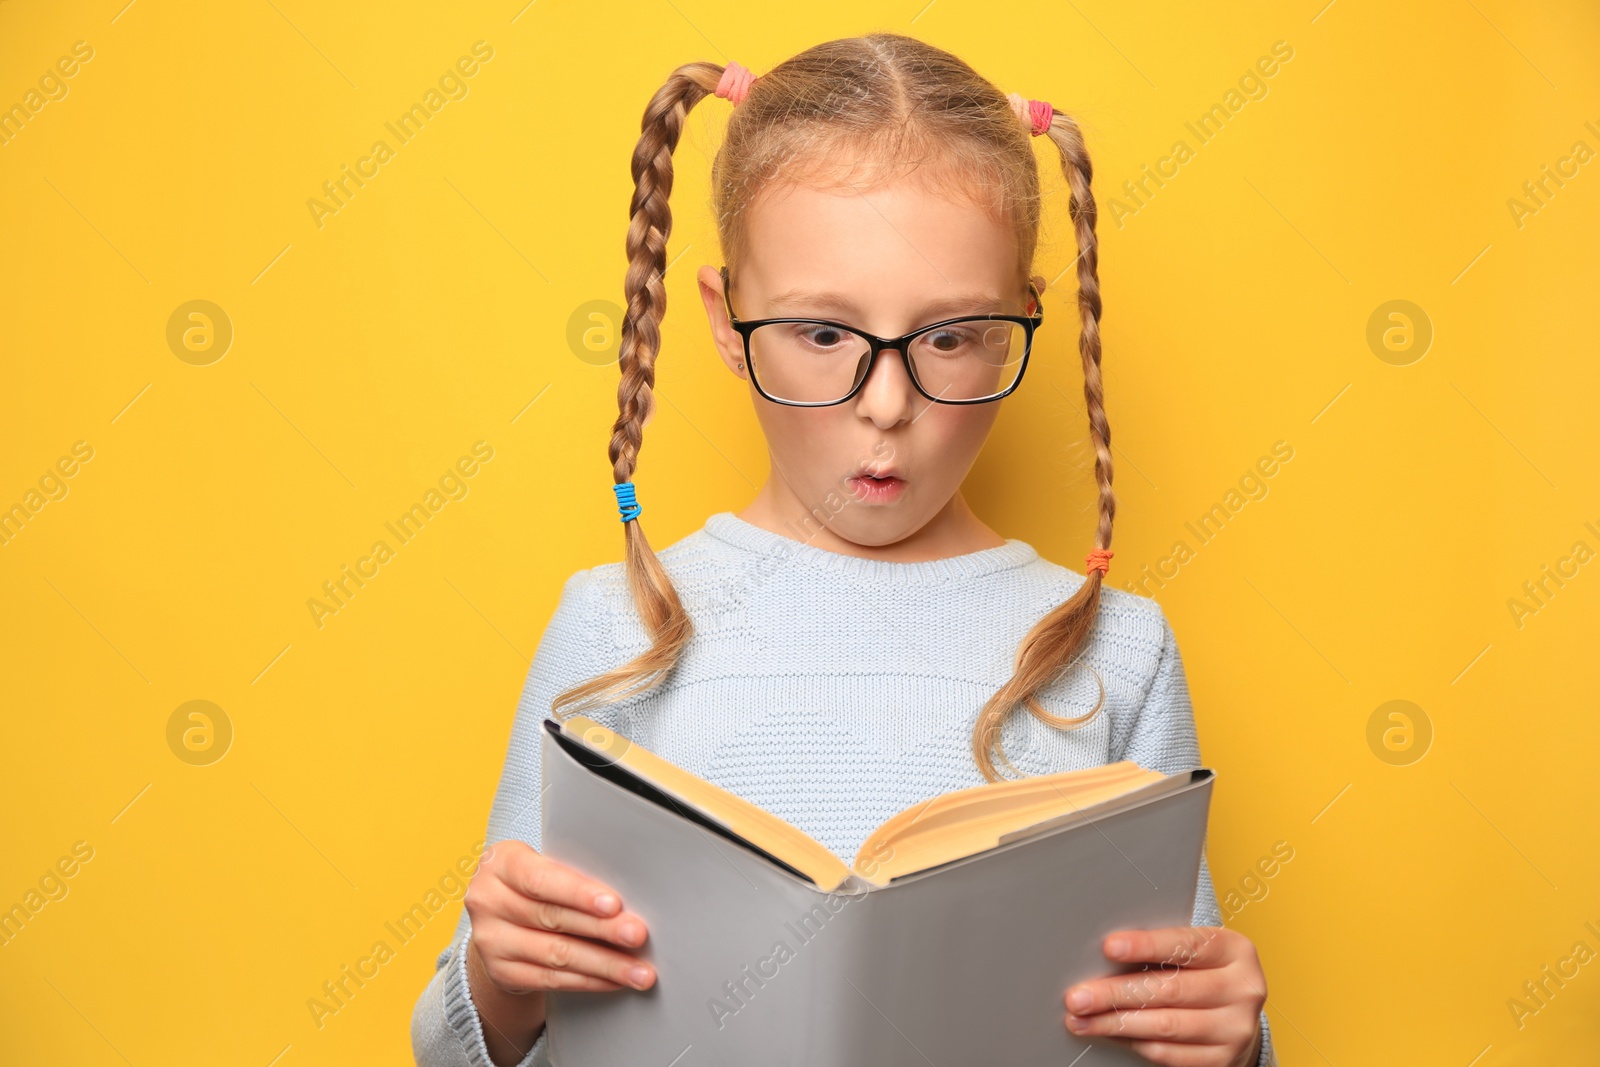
[552,32,1113,783]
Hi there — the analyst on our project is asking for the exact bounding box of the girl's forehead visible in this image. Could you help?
[736,184,1022,297]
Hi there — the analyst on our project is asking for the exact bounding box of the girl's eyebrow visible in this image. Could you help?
[764,289,1010,319]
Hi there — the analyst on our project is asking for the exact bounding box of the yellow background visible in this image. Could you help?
[2,0,1597,1063]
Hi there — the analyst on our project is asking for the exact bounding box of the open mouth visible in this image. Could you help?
[846,471,905,503]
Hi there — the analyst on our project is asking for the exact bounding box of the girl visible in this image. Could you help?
[413,33,1273,1067]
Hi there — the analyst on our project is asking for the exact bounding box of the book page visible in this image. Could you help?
[851,761,1167,885]
[557,715,854,891]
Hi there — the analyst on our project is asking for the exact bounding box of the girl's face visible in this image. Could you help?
[697,175,1044,555]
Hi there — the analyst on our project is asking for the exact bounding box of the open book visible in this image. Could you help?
[540,714,1215,1066]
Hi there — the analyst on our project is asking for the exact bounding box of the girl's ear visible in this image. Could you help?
[1028,273,1047,315]
[697,264,748,378]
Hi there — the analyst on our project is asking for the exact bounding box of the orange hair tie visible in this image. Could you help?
[1085,548,1114,575]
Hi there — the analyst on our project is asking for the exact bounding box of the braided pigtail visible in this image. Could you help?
[970,104,1113,781]
[550,61,732,719]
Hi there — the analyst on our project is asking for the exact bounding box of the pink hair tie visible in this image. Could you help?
[1085,548,1114,575]
[1029,98,1054,136]
[1006,91,1055,136]
[716,61,757,105]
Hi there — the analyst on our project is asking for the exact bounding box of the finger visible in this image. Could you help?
[495,845,626,918]
[1065,966,1234,1014]
[477,954,627,996]
[1102,926,1234,970]
[496,924,658,991]
[1064,1005,1229,1045]
[479,875,649,949]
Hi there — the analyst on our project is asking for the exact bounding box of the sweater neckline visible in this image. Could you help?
[701,511,1039,582]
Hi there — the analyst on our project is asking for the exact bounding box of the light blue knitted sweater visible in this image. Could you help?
[411,511,1274,1065]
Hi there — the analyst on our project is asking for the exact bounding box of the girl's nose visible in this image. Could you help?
[853,346,919,426]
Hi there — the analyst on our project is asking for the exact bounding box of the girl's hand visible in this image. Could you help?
[463,841,656,1066]
[465,839,656,996]
[1063,926,1266,1067]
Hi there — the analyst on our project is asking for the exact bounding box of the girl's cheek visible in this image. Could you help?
[919,405,994,455]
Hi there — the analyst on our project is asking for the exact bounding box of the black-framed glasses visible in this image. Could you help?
[719,265,1042,407]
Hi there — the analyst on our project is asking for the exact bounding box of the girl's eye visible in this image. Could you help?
[916,326,978,356]
[792,324,852,349]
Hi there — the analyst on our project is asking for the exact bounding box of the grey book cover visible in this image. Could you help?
[540,718,1215,1066]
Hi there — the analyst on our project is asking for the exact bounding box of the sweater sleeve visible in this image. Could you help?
[411,569,607,1067]
[1113,609,1276,1067]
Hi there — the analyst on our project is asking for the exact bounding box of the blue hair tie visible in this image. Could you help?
[612,481,641,522]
